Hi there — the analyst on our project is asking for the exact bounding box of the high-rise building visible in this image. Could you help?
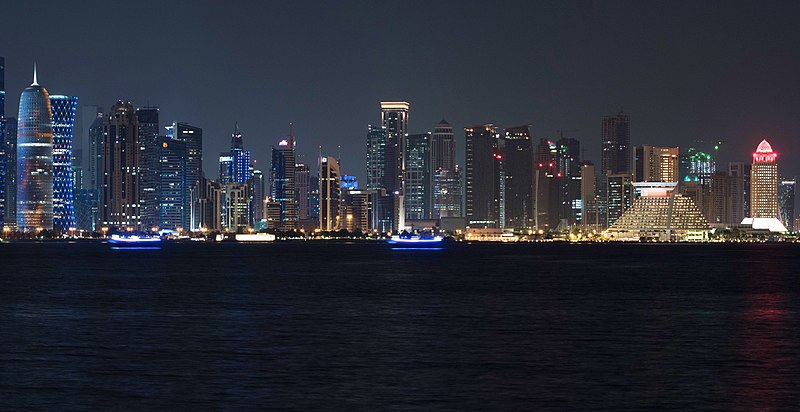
[465,124,501,228]
[87,109,104,192]
[556,136,582,227]
[157,136,187,230]
[250,168,265,227]
[50,95,78,232]
[319,156,341,231]
[431,120,461,220]
[340,189,376,232]
[534,141,561,230]
[601,112,631,175]
[750,139,778,219]
[169,122,202,191]
[634,145,679,183]
[0,56,4,227]
[17,66,54,232]
[295,163,311,221]
[404,132,431,220]
[707,171,743,225]
[102,101,140,230]
[225,122,251,184]
[606,173,633,227]
[191,176,223,231]
[380,102,409,194]
[779,178,795,231]
[580,162,600,229]
[503,126,533,229]
[728,162,752,220]
[366,125,387,191]
[136,107,160,229]
[224,182,249,232]
[4,118,17,227]
[270,131,297,229]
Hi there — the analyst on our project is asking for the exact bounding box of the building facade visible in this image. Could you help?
[779,178,795,231]
[601,112,631,175]
[502,126,533,229]
[270,132,297,228]
[465,124,501,228]
[366,125,387,191]
[404,132,431,220]
[50,95,78,232]
[102,101,140,230]
[380,102,409,194]
[319,156,341,231]
[750,140,778,219]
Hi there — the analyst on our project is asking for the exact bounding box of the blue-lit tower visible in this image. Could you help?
[270,129,297,228]
[50,95,78,232]
[17,64,54,232]
[230,122,251,184]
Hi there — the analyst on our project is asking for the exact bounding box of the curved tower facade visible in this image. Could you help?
[17,66,54,232]
[51,95,78,232]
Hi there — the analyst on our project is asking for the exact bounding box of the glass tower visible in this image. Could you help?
[17,65,54,232]
[366,125,387,190]
[404,133,431,220]
[270,131,297,229]
[50,95,78,232]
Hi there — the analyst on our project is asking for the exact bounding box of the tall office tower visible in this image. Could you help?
[366,125,387,190]
[270,131,297,228]
[17,66,54,232]
[102,101,140,230]
[168,122,202,194]
[534,142,560,230]
[779,178,795,231]
[250,168,265,227]
[404,132,431,220]
[502,125,533,229]
[230,123,251,184]
[295,163,311,220]
[218,152,233,186]
[729,162,751,220]
[191,177,223,231]
[4,118,17,227]
[136,107,160,229]
[431,120,461,219]
[87,110,104,191]
[601,112,631,175]
[750,140,778,219]
[431,120,455,171]
[380,102,409,194]
[157,136,187,230]
[0,56,4,226]
[50,95,78,232]
[707,172,742,225]
[555,136,582,226]
[340,189,376,232]
[166,122,202,228]
[633,145,679,183]
[309,173,320,220]
[224,182,249,232]
[465,124,501,228]
[580,162,599,229]
[319,155,341,231]
[681,147,716,183]
[606,173,633,227]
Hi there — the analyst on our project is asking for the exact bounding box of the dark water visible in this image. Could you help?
[2,242,800,409]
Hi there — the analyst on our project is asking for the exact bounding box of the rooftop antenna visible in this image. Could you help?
[32,62,38,86]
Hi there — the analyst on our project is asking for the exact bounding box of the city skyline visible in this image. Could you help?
[3,1,800,184]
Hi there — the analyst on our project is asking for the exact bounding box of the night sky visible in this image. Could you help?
[4,1,800,181]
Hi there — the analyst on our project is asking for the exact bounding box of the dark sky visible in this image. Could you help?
[4,0,800,181]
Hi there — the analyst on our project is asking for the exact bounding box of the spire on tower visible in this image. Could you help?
[32,62,38,86]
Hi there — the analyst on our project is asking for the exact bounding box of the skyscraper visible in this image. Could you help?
[634,145,679,182]
[779,178,796,231]
[295,163,311,221]
[230,123,250,184]
[50,95,78,232]
[4,118,17,227]
[431,120,461,219]
[556,136,582,226]
[137,107,160,229]
[87,108,104,192]
[319,156,341,231]
[157,136,187,230]
[750,139,778,219]
[0,56,5,227]
[250,168,265,227]
[17,65,54,232]
[102,101,140,230]
[404,132,431,220]
[166,122,202,228]
[270,130,297,229]
[601,112,631,175]
[366,125,387,191]
[729,162,752,220]
[465,124,501,228]
[380,102,409,194]
[502,125,533,229]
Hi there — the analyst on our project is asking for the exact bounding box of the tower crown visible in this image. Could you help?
[753,139,777,163]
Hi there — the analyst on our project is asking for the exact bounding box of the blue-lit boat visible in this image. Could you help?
[387,234,445,249]
[107,234,162,246]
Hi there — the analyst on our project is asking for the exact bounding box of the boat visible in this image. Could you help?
[107,234,162,246]
[233,233,277,242]
[387,234,445,249]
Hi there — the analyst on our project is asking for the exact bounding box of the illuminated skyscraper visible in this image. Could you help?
[4,118,17,227]
[366,125,387,190]
[230,122,250,184]
[601,112,631,175]
[17,65,54,232]
[404,132,431,220]
[431,120,461,219]
[779,178,795,231]
[249,168,265,227]
[50,95,78,232]
[295,162,311,221]
[750,139,778,219]
[319,156,341,231]
[157,136,186,230]
[102,101,140,229]
[502,125,533,229]
[380,102,409,194]
[634,145,679,183]
[166,122,202,229]
[465,124,501,228]
[0,56,5,226]
[137,107,160,229]
[270,130,297,228]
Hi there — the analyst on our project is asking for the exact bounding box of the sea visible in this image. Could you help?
[1,241,799,410]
